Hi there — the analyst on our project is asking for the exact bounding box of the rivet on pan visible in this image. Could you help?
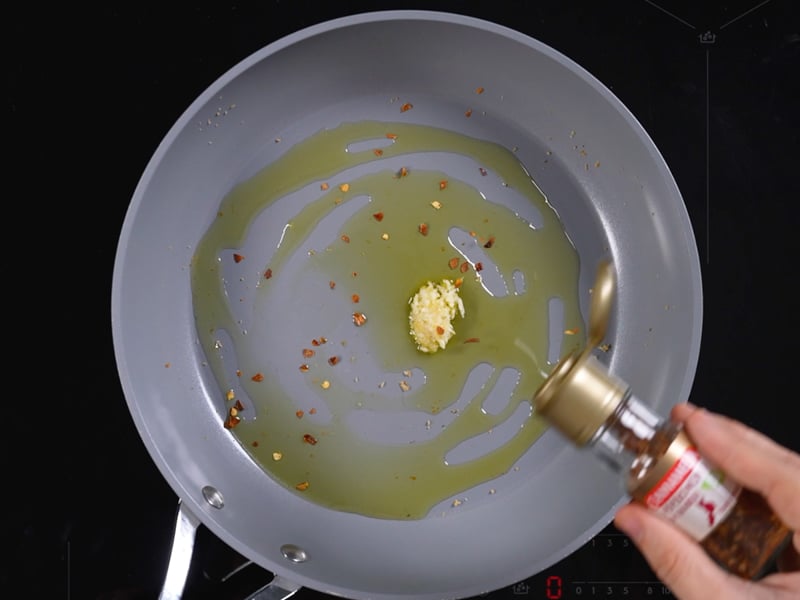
[201,486,225,509]
[281,544,308,563]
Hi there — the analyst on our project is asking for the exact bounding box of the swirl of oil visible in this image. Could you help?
[191,121,584,519]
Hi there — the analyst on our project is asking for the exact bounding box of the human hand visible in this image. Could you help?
[614,403,800,600]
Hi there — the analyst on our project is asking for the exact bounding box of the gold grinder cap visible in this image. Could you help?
[534,351,629,445]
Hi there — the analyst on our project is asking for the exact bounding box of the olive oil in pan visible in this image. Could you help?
[191,121,584,519]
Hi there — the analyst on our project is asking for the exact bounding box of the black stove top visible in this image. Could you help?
[6,2,799,598]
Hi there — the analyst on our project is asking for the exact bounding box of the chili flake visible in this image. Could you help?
[234,400,244,412]
[475,262,484,272]
[373,148,384,157]
[264,268,273,279]
[296,410,304,419]
[464,337,480,344]
[454,278,463,288]
[351,294,360,303]
[386,133,398,139]
[400,102,413,112]
[418,223,429,236]
[341,234,350,243]
[479,167,487,176]
[295,481,310,491]
[339,183,350,192]
[475,86,485,94]
[465,109,473,118]
[439,180,448,190]
[302,348,315,358]
[329,280,336,289]
[251,373,264,382]
[328,356,341,366]
[459,261,469,273]
[299,364,309,372]
[233,253,245,263]
[436,326,445,335]
[399,166,409,177]
[303,433,318,445]
[373,211,384,222]
[483,236,495,248]
[224,415,241,429]
[309,407,317,415]
[353,312,367,326]
[564,327,580,335]
[448,257,460,269]
[320,182,329,190]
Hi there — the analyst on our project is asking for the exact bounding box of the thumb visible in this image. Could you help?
[614,503,735,600]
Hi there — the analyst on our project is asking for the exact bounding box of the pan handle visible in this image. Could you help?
[159,499,302,600]
[159,499,201,600]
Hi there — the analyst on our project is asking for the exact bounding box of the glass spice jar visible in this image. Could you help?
[534,351,792,579]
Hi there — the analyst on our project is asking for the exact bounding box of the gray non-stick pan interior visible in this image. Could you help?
[112,11,702,600]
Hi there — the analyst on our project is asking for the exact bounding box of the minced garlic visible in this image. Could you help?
[408,279,465,353]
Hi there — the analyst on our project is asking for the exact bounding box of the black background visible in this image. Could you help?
[5,1,799,598]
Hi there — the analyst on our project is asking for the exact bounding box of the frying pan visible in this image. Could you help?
[111,10,702,600]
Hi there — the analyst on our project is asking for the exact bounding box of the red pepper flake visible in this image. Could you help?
[439,180,448,190]
[295,481,310,491]
[465,108,473,118]
[234,399,244,412]
[309,407,317,415]
[479,167,487,176]
[302,348,315,358]
[398,166,409,177]
[373,148,384,157]
[373,211,384,222]
[353,312,367,327]
[339,183,350,192]
[564,327,580,335]
[224,415,241,429]
[235,369,242,377]
[303,433,318,445]
[475,86,485,94]
[459,261,469,273]
[475,262,484,272]
[352,271,358,277]
[341,234,350,243]
[351,294,360,303]
[436,326,445,335]
[454,277,463,288]
[448,257,460,269]
[164,362,171,368]
[251,373,264,382]
[328,356,341,366]
[296,410,304,419]
[251,441,259,447]
[320,182,329,191]
[464,337,481,344]
[329,280,336,289]
[299,364,309,372]
[386,133,398,139]
[263,268,273,279]
[418,222,429,236]
[400,102,413,112]
[233,253,245,263]
[483,236,495,249]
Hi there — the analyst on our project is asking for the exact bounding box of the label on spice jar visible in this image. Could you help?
[644,446,741,540]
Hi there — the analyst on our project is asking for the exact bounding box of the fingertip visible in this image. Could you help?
[670,402,700,423]
[614,503,645,542]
